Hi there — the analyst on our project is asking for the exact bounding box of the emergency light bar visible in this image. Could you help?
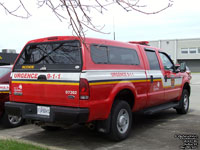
[128,41,149,45]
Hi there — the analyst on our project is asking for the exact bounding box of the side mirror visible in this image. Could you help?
[180,62,186,72]
[175,65,180,70]
[174,64,180,73]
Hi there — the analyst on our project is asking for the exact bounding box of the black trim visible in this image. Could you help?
[5,102,89,124]
[144,101,179,115]
[144,48,156,51]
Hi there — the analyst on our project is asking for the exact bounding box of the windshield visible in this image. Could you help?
[14,40,82,72]
[0,67,11,78]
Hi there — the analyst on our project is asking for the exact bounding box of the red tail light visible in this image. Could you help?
[79,78,90,100]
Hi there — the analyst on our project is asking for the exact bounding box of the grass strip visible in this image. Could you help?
[0,139,49,150]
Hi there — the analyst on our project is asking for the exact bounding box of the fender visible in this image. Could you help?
[177,74,190,100]
[103,81,137,119]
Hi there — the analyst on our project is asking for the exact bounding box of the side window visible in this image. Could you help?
[109,47,140,65]
[159,52,174,70]
[145,50,160,70]
[90,45,140,65]
[90,45,108,64]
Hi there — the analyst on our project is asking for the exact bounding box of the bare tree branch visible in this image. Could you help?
[0,0,174,41]
[0,2,28,19]
[19,0,31,17]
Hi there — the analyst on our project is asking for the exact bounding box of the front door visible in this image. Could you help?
[159,52,182,102]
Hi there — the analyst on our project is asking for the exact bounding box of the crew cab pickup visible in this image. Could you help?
[5,36,190,141]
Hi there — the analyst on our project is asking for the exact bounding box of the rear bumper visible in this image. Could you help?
[5,102,89,124]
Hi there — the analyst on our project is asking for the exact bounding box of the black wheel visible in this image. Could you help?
[1,112,23,128]
[41,126,61,131]
[176,89,189,114]
[108,100,132,141]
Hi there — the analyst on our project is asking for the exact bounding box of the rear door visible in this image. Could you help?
[11,40,82,107]
[144,49,165,107]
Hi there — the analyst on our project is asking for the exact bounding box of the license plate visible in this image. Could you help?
[37,106,50,116]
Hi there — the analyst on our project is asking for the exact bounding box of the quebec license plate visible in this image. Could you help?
[37,106,50,116]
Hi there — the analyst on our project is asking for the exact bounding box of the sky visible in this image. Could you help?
[0,0,200,53]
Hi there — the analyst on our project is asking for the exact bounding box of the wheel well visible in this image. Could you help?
[183,82,190,96]
[114,89,135,109]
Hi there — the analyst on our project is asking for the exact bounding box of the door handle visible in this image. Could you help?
[164,75,167,82]
[37,75,47,81]
[150,75,153,83]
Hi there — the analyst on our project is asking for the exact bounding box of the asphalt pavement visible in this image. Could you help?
[0,73,199,150]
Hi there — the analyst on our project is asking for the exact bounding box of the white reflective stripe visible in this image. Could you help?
[81,70,146,81]
[0,84,9,91]
[163,77,183,88]
[11,72,80,81]
[82,70,145,72]
[146,70,162,78]
[164,79,171,87]
[145,70,183,88]
[175,77,182,85]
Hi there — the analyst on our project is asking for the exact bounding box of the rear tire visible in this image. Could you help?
[108,100,132,141]
[1,112,23,128]
[176,89,189,114]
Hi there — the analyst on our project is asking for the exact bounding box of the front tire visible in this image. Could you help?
[176,89,189,114]
[109,100,132,141]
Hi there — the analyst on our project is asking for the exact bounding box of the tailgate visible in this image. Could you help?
[11,72,80,107]
[10,40,82,107]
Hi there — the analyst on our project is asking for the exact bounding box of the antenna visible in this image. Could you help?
[113,16,115,40]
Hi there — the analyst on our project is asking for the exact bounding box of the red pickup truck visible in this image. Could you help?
[5,36,190,141]
[0,65,23,127]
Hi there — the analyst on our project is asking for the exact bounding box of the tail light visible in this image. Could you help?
[79,78,90,100]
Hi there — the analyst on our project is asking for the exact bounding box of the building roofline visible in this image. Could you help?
[149,37,200,42]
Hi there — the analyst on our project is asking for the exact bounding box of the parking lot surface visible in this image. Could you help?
[0,74,199,150]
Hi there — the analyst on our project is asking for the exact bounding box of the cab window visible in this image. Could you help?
[90,45,140,65]
[159,52,174,71]
[145,50,160,70]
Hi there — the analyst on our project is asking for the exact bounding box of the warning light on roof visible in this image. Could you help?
[128,41,149,45]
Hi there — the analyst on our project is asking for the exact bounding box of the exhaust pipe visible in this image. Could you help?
[86,123,95,130]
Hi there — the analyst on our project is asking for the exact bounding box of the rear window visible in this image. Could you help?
[0,67,11,78]
[91,45,140,65]
[14,40,82,72]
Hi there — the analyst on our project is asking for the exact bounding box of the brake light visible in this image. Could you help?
[79,78,90,100]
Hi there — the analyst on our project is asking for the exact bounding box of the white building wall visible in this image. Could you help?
[149,38,200,72]
[149,40,176,63]
[177,38,200,60]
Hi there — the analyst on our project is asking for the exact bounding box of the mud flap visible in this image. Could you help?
[96,114,111,134]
